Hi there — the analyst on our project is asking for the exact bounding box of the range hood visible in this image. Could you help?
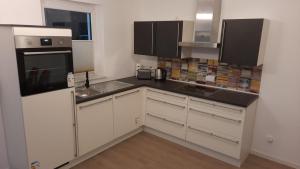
[179,0,222,48]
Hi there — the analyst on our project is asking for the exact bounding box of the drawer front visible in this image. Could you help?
[146,88,187,104]
[146,96,187,122]
[186,126,241,159]
[145,113,186,139]
[189,97,245,120]
[188,107,243,139]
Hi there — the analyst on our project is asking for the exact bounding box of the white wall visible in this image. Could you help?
[0,0,42,25]
[0,105,9,169]
[135,0,300,168]
[220,1,300,168]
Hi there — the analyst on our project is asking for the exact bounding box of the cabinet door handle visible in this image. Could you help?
[79,98,112,109]
[71,90,78,157]
[188,126,239,144]
[189,108,242,124]
[147,113,185,127]
[147,89,187,100]
[190,99,243,113]
[147,97,186,109]
[115,90,139,99]
[151,22,154,55]
[219,21,226,62]
[176,22,180,57]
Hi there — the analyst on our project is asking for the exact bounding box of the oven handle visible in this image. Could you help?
[23,50,72,55]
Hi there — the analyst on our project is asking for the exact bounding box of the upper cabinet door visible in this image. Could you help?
[220,19,265,67]
[156,21,183,58]
[134,22,156,56]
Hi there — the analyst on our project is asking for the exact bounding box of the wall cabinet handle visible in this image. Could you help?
[190,99,243,113]
[147,97,186,109]
[176,22,180,57]
[219,21,226,62]
[79,98,112,109]
[151,22,154,55]
[188,126,239,144]
[189,108,242,124]
[115,90,139,99]
[147,113,185,127]
[147,89,187,100]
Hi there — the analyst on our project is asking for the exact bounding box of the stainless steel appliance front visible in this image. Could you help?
[15,35,74,96]
[15,36,72,49]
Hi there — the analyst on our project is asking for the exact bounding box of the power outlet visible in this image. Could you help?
[266,135,274,143]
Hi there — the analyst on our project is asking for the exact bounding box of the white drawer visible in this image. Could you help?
[146,88,187,104]
[188,107,243,139]
[189,97,245,120]
[186,126,241,159]
[145,113,186,139]
[146,96,187,122]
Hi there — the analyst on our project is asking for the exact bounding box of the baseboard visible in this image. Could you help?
[251,149,300,169]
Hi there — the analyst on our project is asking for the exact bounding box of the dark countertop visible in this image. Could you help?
[77,77,258,107]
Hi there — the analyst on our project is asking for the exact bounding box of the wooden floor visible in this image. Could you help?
[72,132,293,169]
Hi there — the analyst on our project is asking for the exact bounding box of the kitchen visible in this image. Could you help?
[0,0,300,169]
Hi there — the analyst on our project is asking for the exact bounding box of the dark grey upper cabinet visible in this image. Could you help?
[219,19,267,67]
[134,21,156,56]
[156,21,183,58]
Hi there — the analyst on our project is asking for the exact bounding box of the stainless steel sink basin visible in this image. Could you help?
[76,81,134,98]
[75,87,100,98]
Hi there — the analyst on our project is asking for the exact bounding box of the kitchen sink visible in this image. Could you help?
[76,81,134,98]
[75,87,100,98]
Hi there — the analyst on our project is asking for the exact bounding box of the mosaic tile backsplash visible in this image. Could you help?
[158,58,263,94]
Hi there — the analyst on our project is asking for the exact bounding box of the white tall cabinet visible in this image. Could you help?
[22,88,76,169]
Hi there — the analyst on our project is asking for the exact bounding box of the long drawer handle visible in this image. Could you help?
[188,126,240,144]
[71,91,79,157]
[79,98,112,109]
[189,108,242,124]
[147,89,187,100]
[147,97,186,109]
[115,90,140,99]
[147,113,185,127]
[190,99,244,113]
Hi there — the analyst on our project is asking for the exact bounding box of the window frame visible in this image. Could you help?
[41,0,96,43]
[41,0,98,74]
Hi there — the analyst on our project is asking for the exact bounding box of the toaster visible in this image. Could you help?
[137,69,152,80]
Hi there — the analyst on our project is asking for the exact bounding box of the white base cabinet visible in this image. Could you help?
[74,87,257,167]
[77,96,114,156]
[114,89,143,138]
[76,89,144,156]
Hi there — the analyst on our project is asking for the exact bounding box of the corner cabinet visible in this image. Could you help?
[219,19,268,67]
[114,89,143,138]
[134,22,156,56]
[76,96,114,156]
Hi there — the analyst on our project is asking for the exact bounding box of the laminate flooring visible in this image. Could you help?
[72,132,293,169]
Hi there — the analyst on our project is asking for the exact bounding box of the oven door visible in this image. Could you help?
[16,48,74,96]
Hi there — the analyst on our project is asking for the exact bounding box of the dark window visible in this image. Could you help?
[45,8,92,40]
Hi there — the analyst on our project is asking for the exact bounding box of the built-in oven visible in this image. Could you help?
[15,36,74,96]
